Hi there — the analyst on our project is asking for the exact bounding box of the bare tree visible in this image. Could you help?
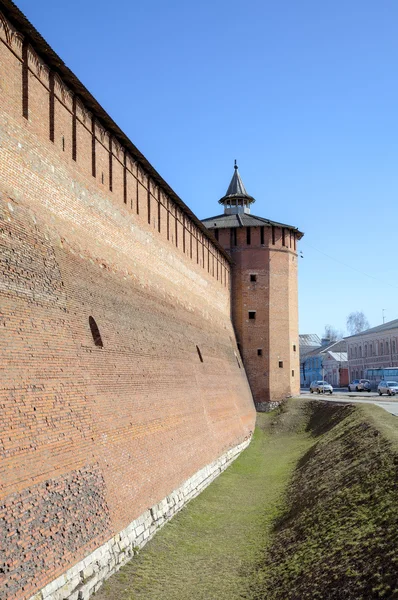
[346,311,370,335]
[323,324,344,341]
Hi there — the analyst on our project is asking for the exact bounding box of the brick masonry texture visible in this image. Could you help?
[0,5,256,599]
[26,438,250,600]
[215,225,300,406]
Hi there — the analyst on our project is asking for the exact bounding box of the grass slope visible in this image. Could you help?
[255,402,398,600]
[94,400,398,600]
[94,402,312,600]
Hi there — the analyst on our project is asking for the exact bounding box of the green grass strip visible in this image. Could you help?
[94,402,313,600]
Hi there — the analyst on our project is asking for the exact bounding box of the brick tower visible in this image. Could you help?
[202,162,303,410]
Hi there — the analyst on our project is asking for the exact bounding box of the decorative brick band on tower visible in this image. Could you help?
[203,163,304,409]
[0,3,255,599]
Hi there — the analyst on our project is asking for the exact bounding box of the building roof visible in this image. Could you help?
[202,212,304,237]
[327,351,348,362]
[0,0,231,264]
[302,339,347,359]
[300,334,322,347]
[344,319,398,340]
[218,162,255,205]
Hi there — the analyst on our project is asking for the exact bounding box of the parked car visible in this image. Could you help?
[310,380,333,394]
[378,381,398,396]
[348,379,371,392]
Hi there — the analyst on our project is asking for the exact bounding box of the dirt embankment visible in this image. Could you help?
[255,400,398,600]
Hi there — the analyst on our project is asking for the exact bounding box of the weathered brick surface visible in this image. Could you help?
[0,5,256,599]
[217,224,300,405]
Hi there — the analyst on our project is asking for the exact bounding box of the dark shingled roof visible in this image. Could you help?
[219,163,255,205]
[202,212,304,238]
[0,0,231,263]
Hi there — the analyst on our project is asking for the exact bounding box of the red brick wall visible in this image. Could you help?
[216,224,300,405]
[0,9,255,600]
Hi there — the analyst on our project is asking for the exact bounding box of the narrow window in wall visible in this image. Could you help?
[290,231,292,248]
[190,228,193,258]
[175,209,178,247]
[123,150,127,204]
[282,228,286,247]
[292,370,295,377]
[49,71,55,142]
[109,139,113,191]
[246,227,251,245]
[72,95,77,161]
[294,233,296,251]
[214,229,219,241]
[279,361,284,368]
[293,344,296,352]
[91,117,96,177]
[158,189,161,233]
[22,39,29,119]
[183,219,186,253]
[272,225,275,245]
[167,199,170,240]
[196,345,203,363]
[257,349,263,356]
[250,274,257,282]
[89,316,103,348]
[196,236,199,263]
[230,228,237,246]
[248,311,256,320]
[62,136,65,152]
[260,226,265,245]
[147,185,151,225]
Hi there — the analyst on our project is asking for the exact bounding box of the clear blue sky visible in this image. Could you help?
[16,0,398,337]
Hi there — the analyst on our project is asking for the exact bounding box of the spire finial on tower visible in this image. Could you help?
[218,161,255,214]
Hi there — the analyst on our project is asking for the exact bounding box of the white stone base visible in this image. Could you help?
[29,437,251,600]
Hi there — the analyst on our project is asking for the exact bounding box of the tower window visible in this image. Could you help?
[272,225,275,245]
[282,228,286,247]
[230,228,237,246]
[196,345,204,363]
[89,316,103,347]
[214,229,219,241]
[293,344,296,352]
[260,226,265,245]
[279,361,283,368]
[250,274,257,282]
[248,311,256,320]
[257,349,262,356]
[246,227,251,245]
[292,370,295,377]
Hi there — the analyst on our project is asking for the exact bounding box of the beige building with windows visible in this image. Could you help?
[346,319,398,382]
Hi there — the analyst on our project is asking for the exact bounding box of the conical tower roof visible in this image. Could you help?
[219,161,255,213]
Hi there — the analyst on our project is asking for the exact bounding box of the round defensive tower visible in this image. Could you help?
[202,162,304,410]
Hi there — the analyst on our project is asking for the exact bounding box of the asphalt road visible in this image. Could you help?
[300,390,398,417]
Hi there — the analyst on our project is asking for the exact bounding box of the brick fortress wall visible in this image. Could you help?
[216,224,300,406]
[0,5,256,599]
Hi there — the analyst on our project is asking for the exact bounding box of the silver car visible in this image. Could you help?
[310,380,333,394]
[378,381,398,396]
[348,379,371,392]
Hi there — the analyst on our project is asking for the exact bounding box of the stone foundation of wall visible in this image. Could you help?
[255,401,282,412]
[28,437,251,600]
